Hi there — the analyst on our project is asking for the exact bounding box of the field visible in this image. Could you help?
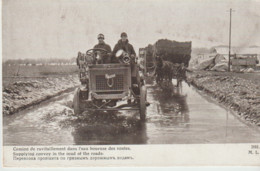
[3,65,78,76]
[3,65,78,87]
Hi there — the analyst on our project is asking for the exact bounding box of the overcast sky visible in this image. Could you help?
[2,0,260,60]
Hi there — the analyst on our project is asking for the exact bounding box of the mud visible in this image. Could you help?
[187,71,260,126]
[2,74,80,115]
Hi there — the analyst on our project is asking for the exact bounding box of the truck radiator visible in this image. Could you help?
[95,74,124,90]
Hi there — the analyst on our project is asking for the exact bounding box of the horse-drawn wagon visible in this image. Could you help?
[140,39,192,87]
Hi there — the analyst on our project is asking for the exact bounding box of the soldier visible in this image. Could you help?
[76,51,85,69]
[93,34,112,64]
[112,32,136,63]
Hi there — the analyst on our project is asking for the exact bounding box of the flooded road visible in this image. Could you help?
[3,81,260,145]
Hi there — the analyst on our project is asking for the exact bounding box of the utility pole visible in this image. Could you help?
[228,8,234,72]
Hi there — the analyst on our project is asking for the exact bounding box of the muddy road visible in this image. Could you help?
[3,81,260,145]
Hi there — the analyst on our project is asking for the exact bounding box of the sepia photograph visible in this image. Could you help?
[2,0,260,167]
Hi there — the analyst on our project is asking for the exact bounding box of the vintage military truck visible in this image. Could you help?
[73,48,147,121]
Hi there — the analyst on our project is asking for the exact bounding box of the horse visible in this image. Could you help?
[155,55,191,88]
[154,55,174,86]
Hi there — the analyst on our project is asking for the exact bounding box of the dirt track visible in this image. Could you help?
[187,71,260,126]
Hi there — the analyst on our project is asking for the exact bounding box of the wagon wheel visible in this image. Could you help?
[73,88,84,115]
[139,85,147,121]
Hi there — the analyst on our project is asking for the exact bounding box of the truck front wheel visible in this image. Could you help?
[139,85,147,121]
[73,88,83,115]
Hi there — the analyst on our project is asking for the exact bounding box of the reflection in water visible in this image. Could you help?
[3,93,76,145]
[147,81,260,144]
[71,111,147,145]
[151,83,190,128]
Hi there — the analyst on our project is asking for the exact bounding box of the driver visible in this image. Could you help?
[93,34,112,64]
[112,32,136,63]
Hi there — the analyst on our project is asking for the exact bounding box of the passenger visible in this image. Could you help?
[112,32,140,101]
[112,32,136,63]
[93,34,112,64]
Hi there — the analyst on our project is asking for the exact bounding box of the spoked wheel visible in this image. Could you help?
[73,88,84,115]
[139,85,147,121]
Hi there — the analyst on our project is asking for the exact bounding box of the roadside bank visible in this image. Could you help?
[3,74,80,115]
[187,71,260,126]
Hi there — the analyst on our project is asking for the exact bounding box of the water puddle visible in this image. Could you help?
[3,81,260,145]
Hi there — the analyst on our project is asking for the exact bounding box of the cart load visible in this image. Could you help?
[154,39,192,67]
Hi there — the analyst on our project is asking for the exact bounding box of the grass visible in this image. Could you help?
[3,65,78,77]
